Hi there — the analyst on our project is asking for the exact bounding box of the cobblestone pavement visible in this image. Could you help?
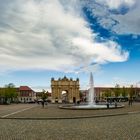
[0,113,140,140]
[0,102,140,140]
[4,102,140,118]
[0,104,36,117]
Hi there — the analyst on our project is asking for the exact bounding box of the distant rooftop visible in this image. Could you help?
[19,86,33,91]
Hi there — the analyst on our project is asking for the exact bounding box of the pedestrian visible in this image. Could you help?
[77,100,80,105]
[115,100,117,108]
[130,97,133,106]
[128,99,130,106]
[107,101,109,109]
[128,97,133,106]
[41,100,45,108]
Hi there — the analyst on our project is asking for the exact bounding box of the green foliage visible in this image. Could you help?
[41,89,48,100]
[128,85,135,98]
[0,88,5,98]
[121,86,127,97]
[104,89,112,97]
[79,91,83,98]
[113,84,121,97]
[0,83,17,104]
[5,83,17,98]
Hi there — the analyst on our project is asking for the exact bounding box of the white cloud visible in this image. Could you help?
[84,0,140,35]
[111,77,139,87]
[0,0,128,73]
[98,0,136,9]
[111,3,140,34]
[31,86,51,92]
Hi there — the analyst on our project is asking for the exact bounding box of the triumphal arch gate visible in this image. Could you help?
[51,76,80,103]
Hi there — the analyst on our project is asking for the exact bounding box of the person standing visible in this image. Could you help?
[41,100,45,108]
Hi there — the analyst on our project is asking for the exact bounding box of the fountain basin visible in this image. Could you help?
[59,104,125,110]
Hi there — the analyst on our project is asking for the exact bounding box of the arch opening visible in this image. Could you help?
[61,90,68,103]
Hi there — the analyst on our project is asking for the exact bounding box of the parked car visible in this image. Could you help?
[28,101,35,104]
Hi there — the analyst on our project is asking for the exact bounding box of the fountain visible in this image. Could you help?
[59,72,124,110]
[88,72,95,105]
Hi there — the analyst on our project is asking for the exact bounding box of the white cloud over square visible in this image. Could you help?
[84,0,140,35]
[0,0,128,73]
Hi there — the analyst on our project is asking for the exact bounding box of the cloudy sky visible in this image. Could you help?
[0,0,140,91]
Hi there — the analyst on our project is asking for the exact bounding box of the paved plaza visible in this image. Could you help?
[0,102,140,140]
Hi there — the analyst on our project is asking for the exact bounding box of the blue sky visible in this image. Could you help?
[0,0,140,91]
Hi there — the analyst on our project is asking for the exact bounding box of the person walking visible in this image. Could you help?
[128,97,133,106]
[114,100,117,108]
[106,101,109,109]
[41,100,45,108]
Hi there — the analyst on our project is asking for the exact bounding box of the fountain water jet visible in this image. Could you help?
[88,72,95,105]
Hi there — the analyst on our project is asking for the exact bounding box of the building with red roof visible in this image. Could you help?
[18,86,36,103]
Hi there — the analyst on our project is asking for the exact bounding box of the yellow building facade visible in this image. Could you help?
[51,76,80,103]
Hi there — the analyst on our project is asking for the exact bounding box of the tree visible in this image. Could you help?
[128,85,135,98]
[41,89,47,101]
[104,89,112,97]
[0,88,5,97]
[4,83,17,104]
[113,84,121,97]
[0,88,5,104]
[121,86,127,97]
[79,91,83,100]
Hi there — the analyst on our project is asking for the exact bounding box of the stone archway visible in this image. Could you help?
[51,76,80,103]
[61,90,68,103]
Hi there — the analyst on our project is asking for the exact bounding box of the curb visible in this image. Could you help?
[0,111,140,120]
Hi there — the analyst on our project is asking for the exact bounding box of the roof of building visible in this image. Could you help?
[19,86,33,91]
